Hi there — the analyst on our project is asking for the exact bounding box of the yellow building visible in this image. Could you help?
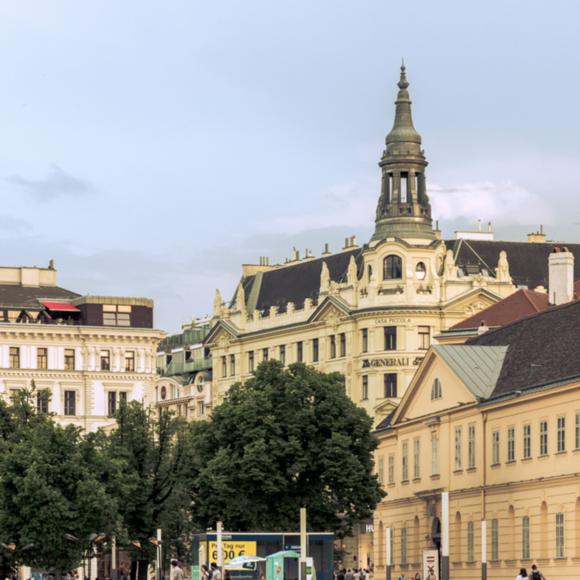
[205,66,580,567]
[373,295,580,579]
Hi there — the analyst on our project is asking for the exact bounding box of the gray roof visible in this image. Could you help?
[433,345,508,399]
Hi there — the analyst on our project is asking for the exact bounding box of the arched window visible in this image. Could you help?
[383,255,403,280]
[416,262,427,280]
[431,378,442,400]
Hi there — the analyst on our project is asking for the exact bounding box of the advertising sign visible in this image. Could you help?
[209,541,257,564]
[422,550,439,580]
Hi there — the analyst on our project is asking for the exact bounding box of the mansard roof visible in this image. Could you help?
[0,284,80,309]
[447,239,580,288]
[243,248,361,314]
[467,298,580,399]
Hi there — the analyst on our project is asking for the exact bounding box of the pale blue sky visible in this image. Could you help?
[1,1,579,331]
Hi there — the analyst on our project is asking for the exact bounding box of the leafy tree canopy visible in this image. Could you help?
[188,361,384,537]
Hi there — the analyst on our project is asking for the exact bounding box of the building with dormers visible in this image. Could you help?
[373,292,580,579]
[204,66,580,567]
[0,262,162,432]
[155,317,213,421]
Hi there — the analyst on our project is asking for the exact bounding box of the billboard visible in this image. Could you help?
[422,549,439,580]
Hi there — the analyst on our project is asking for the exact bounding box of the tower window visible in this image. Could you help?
[400,172,409,203]
[415,262,427,280]
[383,255,403,280]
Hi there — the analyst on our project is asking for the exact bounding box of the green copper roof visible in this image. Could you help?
[433,345,509,399]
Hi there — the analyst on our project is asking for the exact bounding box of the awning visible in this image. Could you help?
[40,301,80,312]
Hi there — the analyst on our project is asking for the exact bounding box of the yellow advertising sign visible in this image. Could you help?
[209,541,257,564]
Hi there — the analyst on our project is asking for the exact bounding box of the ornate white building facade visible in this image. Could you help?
[0,263,162,432]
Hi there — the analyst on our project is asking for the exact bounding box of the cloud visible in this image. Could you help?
[430,181,556,226]
[7,164,94,200]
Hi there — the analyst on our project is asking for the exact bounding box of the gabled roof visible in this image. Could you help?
[307,295,351,322]
[204,319,240,344]
[467,298,580,398]
[451,289,549,330]
[433,345,508,399]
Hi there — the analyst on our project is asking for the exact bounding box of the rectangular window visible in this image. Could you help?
[492,430,500,465]
[221,355,227,378]
[468,424,476,469]
[522,516,530,560]
[576,412,580,450]
[384,373,397,398]
[384,326,397,351]
[248,351,255,373]
[507,426,515,462]
[402,440,409,481]
[418,326,430,350]
[454,427,462,470]
[540,420,548,455]
[229,354,235,376]
[467,521,474,562]
[108,391,117,417]
[400,528,407,564]
[491,519,499,561]
[378,456,384,485]
[100,350,110,371]
[523,424,532,459]
[197,401,205,417]
[37,347,48,370]
[279,345,286,366]
[119,391,127,404]
[262,348,269,361]
[361,375,368,400]
[64,390,76,416]
[37,390,49,414]
[339,333,346,357]
[557,416,566,452]
[330,335,336,359]
[9,347,20,369]
[124,350,135,372]
[103,304,131,326]
[431,431,439,476]
[361,328,368,353]
[312,338,319,362]
[64,348,76,371]
[413,437,420,479]
[296,341,303,363]
[556,512,565,558]
[388,454,395,484]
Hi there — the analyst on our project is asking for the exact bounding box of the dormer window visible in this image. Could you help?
[431,378,442,400]
[383,255,403,280]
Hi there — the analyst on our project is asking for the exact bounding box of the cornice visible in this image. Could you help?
[0,369,156,381]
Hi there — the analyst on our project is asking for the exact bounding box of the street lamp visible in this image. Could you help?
[64,533,106,580]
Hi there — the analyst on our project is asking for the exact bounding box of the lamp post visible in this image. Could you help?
[0,542,34,579]
[64,533,106,580]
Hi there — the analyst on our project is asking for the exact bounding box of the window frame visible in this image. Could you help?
[468,424,476,469]
[361,375,368,401]
[339,333,346,357]
[401,440,409,482]
[556,512,565,558]
[9,347,20,369]
[248,350,255,373]
[37,347,48,370]
[523,423,532,459]
[361,328,368,353]
[100,349,111,371]
[557,415,566,453]
[490,518,499,561]
[540,420,548,456]
[124,350,135,372]
[64,390,76,416]
[418,325,430,350]
[507,426,515,462]
[492,430,500,465]
[296,341,303,363]
[413,437,420,479]
[312,338,319,362]
[383,254,403,280]
[329,335,336,359]
[522,516,530,560]
[64,348,76,371]
[454,426,462,470]
[431,378,442,400]
[384,373,397,398]
[384,326,397,351]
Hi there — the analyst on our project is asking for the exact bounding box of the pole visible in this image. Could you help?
[217,521,223,571]
[481,521,487,580]
[112,536,117,580]
[157,529,163,580]
[385,527,391,580]
[441,492,449,580]
[299,508,307,580]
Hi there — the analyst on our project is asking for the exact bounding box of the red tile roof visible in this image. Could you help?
[452,289,549,330]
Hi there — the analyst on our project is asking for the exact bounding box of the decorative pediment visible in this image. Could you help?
[443,287,500,313]
[307,296,351,323]
[203,319,240,346]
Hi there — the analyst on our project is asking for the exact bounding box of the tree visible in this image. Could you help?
[0,389,119,574]
[104,402,194,578]
[188,361,384,536]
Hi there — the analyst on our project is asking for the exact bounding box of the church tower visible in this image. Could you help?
[372,64,434,242]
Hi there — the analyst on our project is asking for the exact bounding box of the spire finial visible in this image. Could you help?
[398,60,409,90]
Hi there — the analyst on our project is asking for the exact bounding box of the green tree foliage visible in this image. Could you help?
[0,388,118,573]
[104,402,194,570]
[188,361,384,536]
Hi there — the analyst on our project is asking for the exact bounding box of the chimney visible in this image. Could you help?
[322,243,331,255]
[527,225,546,243]
[548,246,574,305]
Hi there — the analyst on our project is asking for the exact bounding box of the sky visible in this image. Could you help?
[0,0,579,332]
